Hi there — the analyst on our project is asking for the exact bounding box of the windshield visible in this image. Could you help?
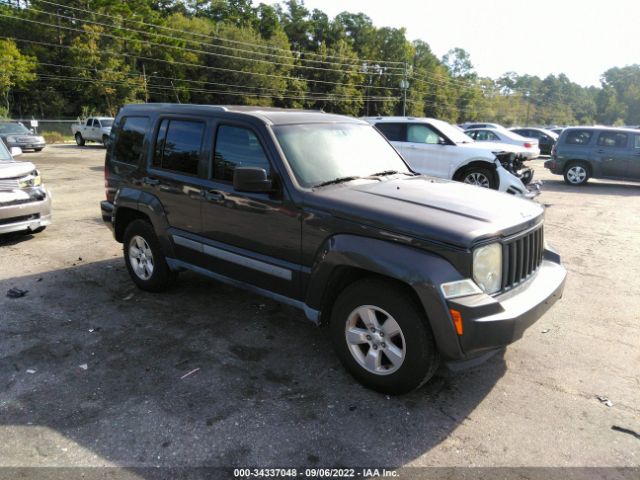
[100,119,114,127]
[0,123,30,135]
[430,119,474,144]
[273,123,411,188]
[0,140,13,161]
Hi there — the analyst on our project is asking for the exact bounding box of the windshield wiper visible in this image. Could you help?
[367,170,416,177]
[313,176,362,188]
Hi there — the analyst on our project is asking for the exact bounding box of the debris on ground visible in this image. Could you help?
[180,368,200,380]
[541,328,550,334]
[36,278,43,282]
[6,288,28,298]
[26,369,36,374]
[596,395,614,407]
[79,363,88,370]
[123,293,134,301]
[612,425,640,440]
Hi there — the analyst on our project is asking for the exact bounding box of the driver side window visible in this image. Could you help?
[407,124,442,144]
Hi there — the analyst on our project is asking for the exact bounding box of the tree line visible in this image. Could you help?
[0,0,638,127]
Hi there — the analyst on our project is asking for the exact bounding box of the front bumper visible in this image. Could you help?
[496,165,541,198]
[446,252,566,360]
[0,187,52,234]
[7,141,46,151]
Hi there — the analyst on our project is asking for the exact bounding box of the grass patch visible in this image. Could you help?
[42,131,73,144]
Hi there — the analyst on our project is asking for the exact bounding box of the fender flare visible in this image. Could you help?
[305,234,465,359]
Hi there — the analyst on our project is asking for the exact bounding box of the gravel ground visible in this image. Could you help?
[0,145,638,477]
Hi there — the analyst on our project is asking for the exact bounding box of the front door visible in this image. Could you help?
[199,122,302,299]
[593,131,630,178]
[402,123,450,178]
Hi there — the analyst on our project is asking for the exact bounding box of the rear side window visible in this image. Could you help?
[153,119,205,176]
[213,125,270,182]
[375,123,406,142]
[564,130,593,145]
[634,135,640,149]
[112,116,149,165]
[597,131,628,148]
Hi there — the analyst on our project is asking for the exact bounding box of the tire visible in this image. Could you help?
[459,166,497,189]
[75,132,85,146]
[34,148,43,152]
[123,219,177,292]
[329,278,439,395]
[563,162,589,186]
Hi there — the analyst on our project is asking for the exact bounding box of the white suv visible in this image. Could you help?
[364,117,536,197]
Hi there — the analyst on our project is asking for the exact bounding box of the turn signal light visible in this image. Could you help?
[524,142,532,148]
[450,309,463,336]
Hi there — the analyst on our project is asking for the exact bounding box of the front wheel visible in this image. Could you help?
[123,219,177,292]
[75,132,85,146]
[459,166,497,189]
[564,162,589,185]
[329,278,439,395]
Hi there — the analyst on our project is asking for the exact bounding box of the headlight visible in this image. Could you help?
[36,136,45,142]
[18,170,42,188]
[473,243,502,294]
[6,135,16,143]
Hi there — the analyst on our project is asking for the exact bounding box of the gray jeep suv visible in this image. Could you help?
[544,126,640,185]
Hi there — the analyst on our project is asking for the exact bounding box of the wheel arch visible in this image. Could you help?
[453,159,498,183]
[305,234,465,360]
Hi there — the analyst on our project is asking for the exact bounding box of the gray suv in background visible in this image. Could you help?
[544,127,640,185]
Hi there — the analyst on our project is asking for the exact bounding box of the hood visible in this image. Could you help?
[0,160,36,179]
[308,175,543,248]
[457,141,524,154]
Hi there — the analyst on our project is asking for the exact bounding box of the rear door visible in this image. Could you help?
[593,130,630,178]
[144,116,211,264]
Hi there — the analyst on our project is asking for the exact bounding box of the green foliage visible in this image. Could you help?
[0,0,636,126]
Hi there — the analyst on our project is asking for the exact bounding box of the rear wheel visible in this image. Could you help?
[123,219,177,292]
[75,132,85,146]
[329,278,439,395]
[459,166,497,189]
[564,162,589,185]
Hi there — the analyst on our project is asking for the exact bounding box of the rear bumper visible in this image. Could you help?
[101,200,115,233]
[0,187,52,234]
[446,252,566,361]
[544,158,563,175]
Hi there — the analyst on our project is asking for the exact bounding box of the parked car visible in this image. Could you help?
[460,122,505,130]
[550,127,565,136]
[0,139,51,235]
[101,104,566,394]
[71,117,114,147]
[364,116,536,197]
[510,127,559,156]
[544,126,640,185]
[0,121,46,152]
[465,128,541,159]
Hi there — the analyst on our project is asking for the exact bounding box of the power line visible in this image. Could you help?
[31,0,407,67]
[2,35,403,92]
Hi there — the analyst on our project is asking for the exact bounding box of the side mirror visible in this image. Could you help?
[10,147,23,157]
[29,128,35,134]
[233,167,273,193]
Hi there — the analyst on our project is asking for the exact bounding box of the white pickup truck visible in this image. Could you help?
[71,117,114,147]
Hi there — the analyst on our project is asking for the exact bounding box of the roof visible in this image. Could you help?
[562,125,640,134]
[119,103,365,126]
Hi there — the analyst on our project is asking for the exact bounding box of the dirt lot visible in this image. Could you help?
[1,145,639,476]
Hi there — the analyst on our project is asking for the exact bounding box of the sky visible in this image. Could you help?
[259,0,639,87]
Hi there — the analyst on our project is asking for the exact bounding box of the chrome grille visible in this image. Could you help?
[502,225,544,291]
[0,179,20,190]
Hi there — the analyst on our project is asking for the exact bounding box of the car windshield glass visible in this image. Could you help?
[430,119,474,143]
[273,123,411,188]
[0,123,30,134]
[100,119,114,127]
[0,141,13,161]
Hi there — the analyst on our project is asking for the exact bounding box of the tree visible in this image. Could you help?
[0,39,36,115]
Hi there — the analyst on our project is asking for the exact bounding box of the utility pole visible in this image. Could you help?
[525,91,531,126]
[142,64,148,103]
[400,62,410,116]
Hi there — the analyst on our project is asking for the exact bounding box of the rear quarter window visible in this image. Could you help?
[112,116,149,165]
[374,123,406,142]
[564,130,593,145]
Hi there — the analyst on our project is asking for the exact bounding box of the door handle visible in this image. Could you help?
[595,149,605,154]
[142,177,160,186]
[202,190,224,202]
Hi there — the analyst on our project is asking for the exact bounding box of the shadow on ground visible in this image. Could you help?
[0,258,505,473]
[540,179,640,196]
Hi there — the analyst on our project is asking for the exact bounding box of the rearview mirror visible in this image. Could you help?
[10,147,23,157]
[233,167,273,193]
